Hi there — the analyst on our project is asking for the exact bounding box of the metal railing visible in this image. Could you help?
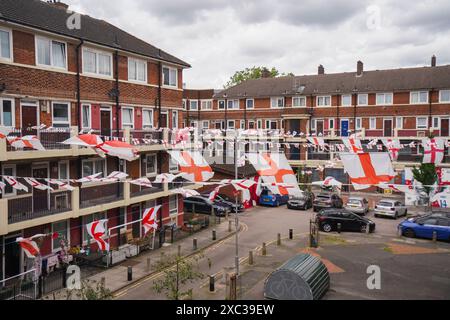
[130,182,164,197]
[79,182,123,208]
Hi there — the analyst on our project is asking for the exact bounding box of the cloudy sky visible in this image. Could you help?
[66,0,450,89]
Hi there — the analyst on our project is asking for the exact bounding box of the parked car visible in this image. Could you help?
[287,191,315,210]
[259,189,289,207]
[399,216,450,241]
[201,193,244,213]
[183,196,230,217]
[316,208,376,233]
[313,193,343,212]
[344,197,369,216]
[374,199,407,219]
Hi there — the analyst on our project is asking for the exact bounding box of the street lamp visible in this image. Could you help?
[223,93,228,164]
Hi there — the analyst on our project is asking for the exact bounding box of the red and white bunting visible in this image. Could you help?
[422,138,445,164]
[3,176,29,192]
[62,134,103,147]
[381,139,402,161]
[208,186,222,201]
[24,178,54,191]
[86,220,109,251]
[312,177,342,189]
[377,183,415,194]
[46,179,75,191]
[76,173,103,183]
[8,135,45,151]
[142,206,161,235]
[342,136,363,153]
[100,171,128,182]
[153,173,184,184]
[0,181,5,193]
[171,188,200,198]
[307,137,325,147]
[130,177,153,188]
[95,140,139,162]
[0,126,12,139]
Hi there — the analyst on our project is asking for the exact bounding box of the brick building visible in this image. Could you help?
[0,0,190,280]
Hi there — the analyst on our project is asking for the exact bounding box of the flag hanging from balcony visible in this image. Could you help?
[377,183,415,194]
[422,138,446,164]
[62,134,103,147]
[0,126,12,139]
[24,178,54,191]
[76,173,103,183]
[307,137,325,147]
[154,173,184,184]
[312,176,343,189]
[171,188,201,198]
[95,140,139,162]
[130,177,153,188]
[46,179,75,191]
[342,136,363,153]
[208,186,222,201]
[381,139,402,161]
[16,235,45,258]
[247,152,302,197]
[340,153,395,190]
[169,150,214,182]
[142,205,161,235]
[100,171,128,182]
[3,176,29,192]
[86,220,109,252]
[8,136,45,151]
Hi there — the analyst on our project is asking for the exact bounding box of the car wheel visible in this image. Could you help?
[403,228,415,238]
[322,223,332,233]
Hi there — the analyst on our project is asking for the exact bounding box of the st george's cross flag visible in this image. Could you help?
[16,235,46,258]
[3,176,29,192]
[340,153,395,190]
[169,150,214,182]
[24,178,54,191]
[86,220,109,251]
[142,206,161,235]
[46,179,75,191]
[422,138,446,164]
[171,188,201,198]
[307,137,325,147]
[381,138,402,161]
[342,136,363,154]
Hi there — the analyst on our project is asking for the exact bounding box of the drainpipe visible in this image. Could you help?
[158,59,162,130]
[114,51,120,137]
[429,88,434,137]
[336,94,340,136]
[157,57,163,247]
[76,39,84,184]
[353,93,357,133]
[197,91,201,127]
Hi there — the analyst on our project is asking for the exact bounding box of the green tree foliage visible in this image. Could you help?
[412,163,438,195]
[224,66,294,88]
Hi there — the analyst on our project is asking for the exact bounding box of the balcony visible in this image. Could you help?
[80,182,124,209]
[130,182,164,198]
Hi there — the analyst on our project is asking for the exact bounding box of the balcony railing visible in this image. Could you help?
[130,182,164,197]
[6,127,71,151]
[79,183,123,209]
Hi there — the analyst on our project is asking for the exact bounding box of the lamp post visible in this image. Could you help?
[223,93,228,164]
[234,135,240,279]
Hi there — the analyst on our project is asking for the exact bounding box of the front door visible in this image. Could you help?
[100,109,111,137]
[341,120,349,137]
[441,119,449,137]
[316,120,324,135]
[160,112,168,128]
[4,235,21,279]
[384,119,393,137]
[131,205,141,239]
[32,167,49,213]
[21,105,38,136]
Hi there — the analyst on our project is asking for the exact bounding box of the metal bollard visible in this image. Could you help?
[228,220,232,232]
[248,250,254,265]
[146,258,151,272]
[209,275,215,292]
[212,229,217,241]
[366,223,370,234]
[337,223,342,234]
[262,243,267,256]
[177,245,181,257]
[432,231,437,243]
[277,233,281,246]
[289,229,293,240]
[193,238,198,251]
[127,266,133,281]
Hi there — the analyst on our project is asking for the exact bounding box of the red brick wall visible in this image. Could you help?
[12,30,35,65]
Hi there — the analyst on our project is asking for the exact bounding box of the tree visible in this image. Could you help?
[412,163,438,206]
[224,66,294,88]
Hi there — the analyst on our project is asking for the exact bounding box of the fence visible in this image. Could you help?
[0,269,37,300]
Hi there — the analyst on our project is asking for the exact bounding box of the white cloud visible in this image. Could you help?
[65,0,450,88]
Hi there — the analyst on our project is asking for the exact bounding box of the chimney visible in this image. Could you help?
[318,64,324,75]
[431,55,437,67]
[357,60,364,76]
[47,1,69,10]
[261,68,271,78]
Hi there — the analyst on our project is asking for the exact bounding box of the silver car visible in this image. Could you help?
[374,199,408,219]
[344,197,369,216]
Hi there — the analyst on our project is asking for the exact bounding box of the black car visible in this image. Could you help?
[313,193,343,212]
[316,208,376,233]
[287,191,315,210]
[200,193,244,213]
[183,196,230,217]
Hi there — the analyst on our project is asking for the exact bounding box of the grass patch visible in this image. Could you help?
[383,246,394,253]
[321,235,347,245]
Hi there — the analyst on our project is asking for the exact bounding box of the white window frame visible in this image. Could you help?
[316,96,331,107]
[121,107,134,129]
[81,104,91,129]
[82,47,113,78]
[439,90,450,103]
[2,164,17,197]
[52,220,70,253]
[202,120,210,130]
[145,154,157,176]
[35,36,67,70]
[200,100,213,110]
[128,57,147,83]
[355,117,362,130]
[0,98,15,127]
[369,117,377,130]
[81,158,106,179]
[245,98,254,109]
[341,94,352,107]
[410,91,428,104]
[142,108,154,129]
[227,99,239,110]
[271,97,285,109]
[227,120,235,129]
[0,27,13,61]
[52,102,71,128]
[189,100,198,111]
[172,110,178,129]
[357,94,368,106]
[395,116,403,129]
[162,65,178,87]
[376,92,393,105]
[432,117,440,129]
[218,100,225,110]
[58,160,70,181]
[169,195,178,216]
[265,119,278,130]
[311,119,316,130]
[292,96,306,108]
[416,117,428,129]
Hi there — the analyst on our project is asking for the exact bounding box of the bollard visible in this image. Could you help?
[177,245,181,257]
[277,233,281,246]
[366,223,370,234]
[262,243,267,256]
[228,220,232,232]
[209,275,215,292]
[193,238,198,251]
[127,266,133,281]
[146,258,151,272]
[337,223,342,234]
[432,231,437,243]
[212,229,217,241]
[289,229,293,240]
[248,250,254,265]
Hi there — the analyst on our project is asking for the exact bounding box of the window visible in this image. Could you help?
[329,119,335,129]
[396,117,403,129]
[356,117,362,130]
[52,102,70,128]
[357,94,368,106]
[271,97,285,108]
[2,165,16,196]
[81,104,91,129]
[121,107,134,129]
[128,58,147,82]
[370,117,377,130]
[58,161,69,181]
[311,119,316,130]
[82,48,112,77]
[257,120,263,129]
[182,99,187,110]
[52,220,68,252]
[83,212,106,243]
[169,157,178,172]
[432,117,440,129]
[246,99,254,109]
[162,66,178,87]
[172,110,178,129]
[227,120,235,129]
[202,120,209,130]
[266,120,277,130]
[439,90,450,103]
[145,154,157,175]
[341,94,352,106]
[36,37,66,69]
[142,109,154,129]
[0,28,12,60]
[218,100,225,110]
[227,100,239,110]
[316,96,331,107]
[201,100,212,110]
[416,117,428,129]
[376,93,393,105]
[0,98,14,127]
[293,96,306,107]
[169,195,178,216]
[189,100,198,111]
[82,159,105,178]
[410,91,428,104]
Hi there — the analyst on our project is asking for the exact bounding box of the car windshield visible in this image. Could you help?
[294,195,307,201]
[347,199,362,205]
[378,201,393,207]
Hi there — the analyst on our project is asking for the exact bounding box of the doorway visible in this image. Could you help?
[316,120,324,135]
[100,109,111,137]
[21,103,38,136]
[4,234,22,280]
[160,111,168,128]
[441,118,449,137]
[384,119,393,137]
[32,166,49,213]
[341,119,349,137]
